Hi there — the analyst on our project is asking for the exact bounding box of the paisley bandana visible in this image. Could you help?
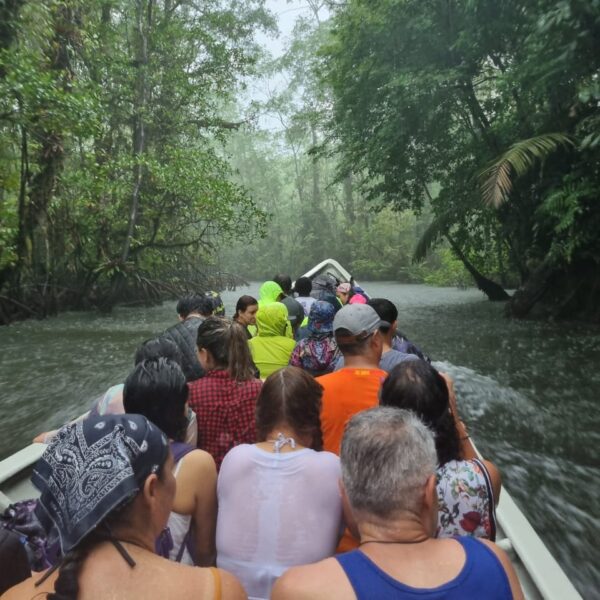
[32,414,168,555]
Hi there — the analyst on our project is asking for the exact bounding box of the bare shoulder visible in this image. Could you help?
[0,573,54,599]
[218,568,247,600]
[161,563,232,599]
[272,558,353,600]
[478,539,524,600]
[184,449,217,473]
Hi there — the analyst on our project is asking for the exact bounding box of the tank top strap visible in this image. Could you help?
[471,458,497,540]
[454,536,513,598]
[172,456,184,478]
[209,567,222,600]
[336,551,389,599]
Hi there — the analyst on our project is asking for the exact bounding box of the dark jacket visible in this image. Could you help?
[162,316,205,381]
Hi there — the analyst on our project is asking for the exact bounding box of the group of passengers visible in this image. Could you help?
[1,277,523,599]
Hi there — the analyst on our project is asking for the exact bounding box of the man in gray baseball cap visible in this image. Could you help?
[318,302,387,550]
[332,303,382,342]
[319,304,386,453]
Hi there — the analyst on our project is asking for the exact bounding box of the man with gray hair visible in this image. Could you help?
[273,407,523,600]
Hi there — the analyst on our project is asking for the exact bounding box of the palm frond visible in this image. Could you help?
[479,133,575,208]
[412,214,451,263]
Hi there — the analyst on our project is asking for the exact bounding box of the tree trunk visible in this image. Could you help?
[311,122,321,209]
[445,234,510,301]
[25,3,76,312]
[343,172,355,225]
[508,259,600,322]
[107,0,152,308]
[121,0,151,265]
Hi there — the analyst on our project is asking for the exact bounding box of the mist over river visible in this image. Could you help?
[0,282,598,597]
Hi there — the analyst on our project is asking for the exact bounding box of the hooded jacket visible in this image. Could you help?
[162,316,205,381]
[248,303,296,379]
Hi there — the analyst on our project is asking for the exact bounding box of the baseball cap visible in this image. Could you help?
[333,304,381,340]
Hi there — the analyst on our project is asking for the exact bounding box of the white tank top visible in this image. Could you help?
[167,457,193,564]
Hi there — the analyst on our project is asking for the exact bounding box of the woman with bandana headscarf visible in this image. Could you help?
[288,301,341,377]
[2,415,245,600]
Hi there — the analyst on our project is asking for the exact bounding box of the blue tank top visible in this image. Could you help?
[336,536,512,599]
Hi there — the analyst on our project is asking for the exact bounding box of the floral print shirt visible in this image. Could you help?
[436,458,496,540]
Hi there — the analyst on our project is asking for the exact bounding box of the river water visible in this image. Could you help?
[0,282,598,597]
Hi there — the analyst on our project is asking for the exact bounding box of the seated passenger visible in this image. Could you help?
[292,276,315,319]
[257,280,284,308]
[217,367,343,600]
[318,304,386,455]
[336,282,367,306]
[380,360,501,539]
[391,330,431,361]
[333,298,420,373]
[33,337,197,446]
[249,303,296,379]
[189,317,262,469]
[288,301,340,377]
[162,294,215,381]
[272,407,523,600]
[123,358,217,566]
[3,415,245,600]
[307,275,342,322]
[233,294,258,339]
[204,290,225,316]
[273,274,305,337]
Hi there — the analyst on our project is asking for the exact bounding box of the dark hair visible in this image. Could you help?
[273,274,292,294]
[235,295,258,317]
[123,358,189,441]
[367,298,398,334]
[256,367,323,450]
[379,360,460,465]
[177,294,213,318]
[176,296,191,317]
[134,337,182,366]
[334,328,372,357]
[294,276,312,297]
[196,316,255,381]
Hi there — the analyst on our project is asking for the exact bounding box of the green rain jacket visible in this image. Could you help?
[249,303,296,379]
[257,280,293,338]
[258,281,284,307]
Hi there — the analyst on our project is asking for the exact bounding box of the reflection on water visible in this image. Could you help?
[0,282,598,596]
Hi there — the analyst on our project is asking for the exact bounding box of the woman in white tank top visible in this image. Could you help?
[216,367,344,599]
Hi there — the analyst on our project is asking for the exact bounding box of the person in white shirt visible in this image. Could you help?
[216,367,343,600]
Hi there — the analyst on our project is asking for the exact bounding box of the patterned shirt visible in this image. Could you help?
[436,458,496,540]
[188,370,262,470]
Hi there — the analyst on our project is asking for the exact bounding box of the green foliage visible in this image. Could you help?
[479,134,576,208]
[423,249,471,288]
[319,0,600,310]
[0,0,273,318]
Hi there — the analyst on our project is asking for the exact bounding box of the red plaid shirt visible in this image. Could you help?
[188,369,262,469]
